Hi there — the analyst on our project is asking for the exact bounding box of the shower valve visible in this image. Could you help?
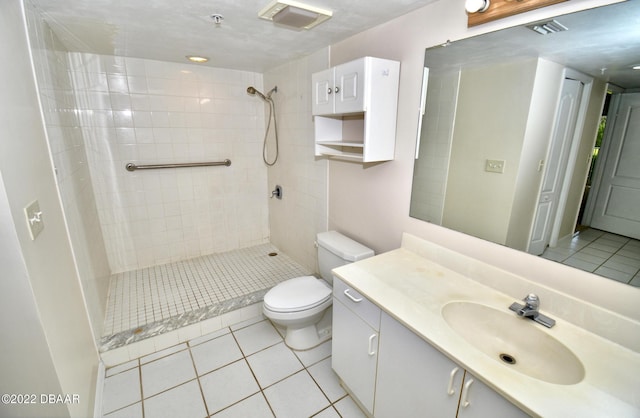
[271,185,283,200]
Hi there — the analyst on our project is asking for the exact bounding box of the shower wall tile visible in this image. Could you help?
[265,49,329,273]
[67,53,269,272]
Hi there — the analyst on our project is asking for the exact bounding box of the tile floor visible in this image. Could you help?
[101,316,366,418]
[541,229,640,286]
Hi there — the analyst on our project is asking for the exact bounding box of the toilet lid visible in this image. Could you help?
[264,276,332,313]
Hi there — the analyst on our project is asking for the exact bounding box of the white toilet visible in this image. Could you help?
[263,231,374,350]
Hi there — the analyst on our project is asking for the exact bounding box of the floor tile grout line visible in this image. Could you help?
[187,342,211,418]
[552,229,640,284]
[103,317,351,418]
[138,358,145,418]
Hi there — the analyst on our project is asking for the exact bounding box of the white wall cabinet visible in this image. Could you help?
[331,278,381,415]
[332,282,529,418]
[312,57,400,162]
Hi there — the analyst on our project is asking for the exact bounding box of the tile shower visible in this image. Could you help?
[25,0,324,362]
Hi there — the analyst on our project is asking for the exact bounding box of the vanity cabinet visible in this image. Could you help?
[331,278,381,414]
[312,56,399,162]
[332,279,529,418]
[375,312,529,418]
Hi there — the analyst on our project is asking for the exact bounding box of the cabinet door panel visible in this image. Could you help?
[458,372,530,418]
[332,298,378,414]
[335,59,365,114]
[375,312,462,418]
[312,68,334,115]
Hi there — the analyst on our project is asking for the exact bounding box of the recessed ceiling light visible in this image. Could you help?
[186,55,209,63]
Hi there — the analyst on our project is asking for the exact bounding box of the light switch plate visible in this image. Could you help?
[24,200,44,240]
[485,159,506,173]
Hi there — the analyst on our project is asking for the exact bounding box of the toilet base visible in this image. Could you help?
[279,309,333,351]
[284,324,331,351]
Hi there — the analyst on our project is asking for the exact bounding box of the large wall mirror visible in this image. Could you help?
[411,1,640,287]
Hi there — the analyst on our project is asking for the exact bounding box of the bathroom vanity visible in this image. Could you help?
[331,233,640,417]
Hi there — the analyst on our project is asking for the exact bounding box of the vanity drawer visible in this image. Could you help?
[333,277,381,331]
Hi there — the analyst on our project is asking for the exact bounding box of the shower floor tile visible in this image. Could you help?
[101,243,310,351]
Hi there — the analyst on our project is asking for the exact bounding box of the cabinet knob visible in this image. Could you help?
[334,86,340,94]
[327,87,332,95]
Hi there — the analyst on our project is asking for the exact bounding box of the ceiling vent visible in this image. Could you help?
[259,0,332,30]
[526,19,569,35]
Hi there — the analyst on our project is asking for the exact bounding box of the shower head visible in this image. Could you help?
[247,86,277,101]
[247,86,267,100]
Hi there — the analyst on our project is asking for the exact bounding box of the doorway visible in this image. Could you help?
[575,92,611,228]
[528,72,590,255]
[583,92,640,239]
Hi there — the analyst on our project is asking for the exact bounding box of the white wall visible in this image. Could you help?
[0,0,99,416]
[265,49,329,272]
[25,0,111,344]
[0,174,68,418]
[443,58,537,245]
[327,0,639,319]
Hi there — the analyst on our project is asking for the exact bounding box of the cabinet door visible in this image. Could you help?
[312,68,334,115]
[332,298,379,414]
[334,58,365,114]
[375,312,462,418]
[457,372,530,418]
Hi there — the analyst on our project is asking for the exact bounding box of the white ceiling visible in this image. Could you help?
[426,1,640,89]
[29,0,440,72]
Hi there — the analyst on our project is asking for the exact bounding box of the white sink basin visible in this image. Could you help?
[442,301,585,385]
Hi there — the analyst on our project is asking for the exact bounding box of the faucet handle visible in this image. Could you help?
[523,293,540,309]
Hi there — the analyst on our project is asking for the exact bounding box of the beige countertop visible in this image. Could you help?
[332,242,640,417]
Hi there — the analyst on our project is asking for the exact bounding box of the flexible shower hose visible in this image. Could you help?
[263,98,279,166]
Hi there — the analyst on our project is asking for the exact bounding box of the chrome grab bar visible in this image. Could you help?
[125,159,231,172]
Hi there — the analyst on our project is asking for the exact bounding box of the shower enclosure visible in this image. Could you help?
[24,1,318,358]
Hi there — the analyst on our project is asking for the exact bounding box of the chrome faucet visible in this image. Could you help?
[509,293,555,328]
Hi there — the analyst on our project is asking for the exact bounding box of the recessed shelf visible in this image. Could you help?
[316,141,365,147]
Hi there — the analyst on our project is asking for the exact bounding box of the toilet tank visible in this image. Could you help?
[316,231,374,284]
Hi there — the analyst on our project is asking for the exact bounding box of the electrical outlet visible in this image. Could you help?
[24,200,44,240]
[485,159,506,174]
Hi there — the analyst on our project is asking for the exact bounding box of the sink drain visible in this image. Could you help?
[499,353,517,365]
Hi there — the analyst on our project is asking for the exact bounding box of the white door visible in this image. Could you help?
[375,312,462,417]
[331,299,378,414]
[334,58,365,114]
[589,93,640,239]
[529,78,584,255]
[311,68,334,116]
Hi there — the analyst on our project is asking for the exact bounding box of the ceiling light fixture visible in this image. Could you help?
[465,0,490,14]
[186,55,209,63]
[259,0,332,30]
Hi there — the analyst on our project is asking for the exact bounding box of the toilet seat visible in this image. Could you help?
[263,276,332,313]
